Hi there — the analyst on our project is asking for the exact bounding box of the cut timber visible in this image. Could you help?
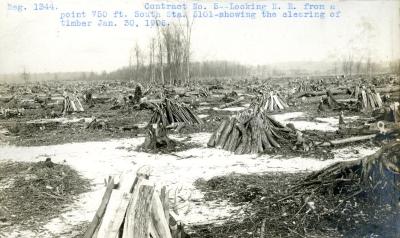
[150,191,173,238]
[207,119,228,147]
[62,95,84,114]
[208,108,299,154]
[295,86,399,99]
[219,97,244,109]
[85,169,195,238]
[375,93,383,108]
[83,177,116,238]
[219,96,245,109]
[160,186,169,223]
[147,98,202,126]
[296,89,347,98]
[361,90,368,109]
[357,87,383,111]
[376,86,400,94]
[250,91,289,112]
[95,174,137,238]
[318,134,375,147]
[123,184,155,238]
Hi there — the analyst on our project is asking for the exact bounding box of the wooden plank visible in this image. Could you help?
[361,90,368,110]
[354,86,360,99]
[70,99,77,111]
[273,95,284,109]
[96,174,137,238]
[75,97,85,112]
[160,186,170,223]
[375,93,383,108]
[84,177,115,238]
[268,94,274,111]
[367,91,376,110]
[149,191,172,238]
[122,184,155,238]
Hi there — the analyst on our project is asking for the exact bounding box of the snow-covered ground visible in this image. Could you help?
[272,112,359,132]
[26,117,93,124]
[0,112,378,237]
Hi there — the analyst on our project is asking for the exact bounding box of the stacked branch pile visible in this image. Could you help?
[207,109,298,154]
[354,86,383,111]
[62,95,84,114]
[250,91,289,112]
[148,98,202,126]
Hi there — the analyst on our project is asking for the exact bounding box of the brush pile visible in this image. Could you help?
[148,98,202,126]
[197,88,210,97]
[0,159,90,227]
[295,80,324,93]
[207,108,300,154]
[193,142,400,238]
[0,107,24,118]
[250,91,289,112]
[318,90,355,111]
[287,141,400,235]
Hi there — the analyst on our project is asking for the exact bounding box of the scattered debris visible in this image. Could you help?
[0,160,91,227]
[192,142,400,238]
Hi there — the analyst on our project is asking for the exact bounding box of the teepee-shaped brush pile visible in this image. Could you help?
[62,95,84,114]
[148,98,202,126]
[356,86,383,111]
[250,91,289,112]
[207,108,295,154]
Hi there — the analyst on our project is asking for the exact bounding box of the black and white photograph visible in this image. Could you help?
[0,0,399,237]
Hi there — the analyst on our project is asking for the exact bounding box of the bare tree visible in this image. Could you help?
[134,43,142,73]
[182,12,194,85]
[148,38,156,84]
[21,67,30,83]
[155,21,165,85]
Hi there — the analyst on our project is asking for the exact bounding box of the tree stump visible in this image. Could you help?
[141,124,177,152]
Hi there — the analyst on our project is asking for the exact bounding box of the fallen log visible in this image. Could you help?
[295,86,400,99]
[376,85,400,94]
[219,96,245,109]
[295,89,348,98]
[317,134,376,147]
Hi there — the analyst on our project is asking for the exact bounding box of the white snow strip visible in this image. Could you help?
[26,117,93,124]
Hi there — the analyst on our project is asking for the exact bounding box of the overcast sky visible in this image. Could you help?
[0,0,399,74]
